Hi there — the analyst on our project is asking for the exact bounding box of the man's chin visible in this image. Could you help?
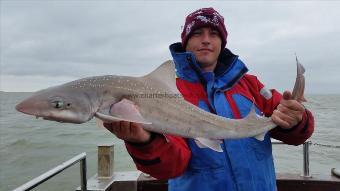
[196,59,217,71]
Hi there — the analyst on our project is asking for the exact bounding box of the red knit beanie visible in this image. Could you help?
[181,7,228,49]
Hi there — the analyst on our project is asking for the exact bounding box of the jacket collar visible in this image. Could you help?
[169,42,248,90]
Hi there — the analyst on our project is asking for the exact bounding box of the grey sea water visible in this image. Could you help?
[0,92,339,191]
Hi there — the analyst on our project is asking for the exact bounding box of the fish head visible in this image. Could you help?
[15,86,96,123]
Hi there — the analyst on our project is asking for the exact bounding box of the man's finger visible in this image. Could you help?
[119,121,131,134]
[274,109,296,126]
[103,121,119,134]
[103,122,111,129]
[282,90,292,100]
[280,99,305,111]
[272,111,290,128]
[277,104,303,121]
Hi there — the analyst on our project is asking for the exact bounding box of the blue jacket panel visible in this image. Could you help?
[169,43,277,191]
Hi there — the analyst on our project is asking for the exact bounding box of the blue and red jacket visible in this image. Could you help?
[126,42,314,191]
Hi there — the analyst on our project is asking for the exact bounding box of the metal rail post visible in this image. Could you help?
[302,141,312,178]
[80,156,87,191]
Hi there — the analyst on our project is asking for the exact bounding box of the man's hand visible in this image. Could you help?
[272,90,305,129]
[104,121,151,143]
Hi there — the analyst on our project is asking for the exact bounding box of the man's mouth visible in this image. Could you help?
[198,48,212,52]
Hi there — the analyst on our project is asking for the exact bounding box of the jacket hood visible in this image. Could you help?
[169,42,248,90]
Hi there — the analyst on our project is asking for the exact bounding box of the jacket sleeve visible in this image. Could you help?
[124,133,191,180]
[270,108,314,145]
[245,75,314,145]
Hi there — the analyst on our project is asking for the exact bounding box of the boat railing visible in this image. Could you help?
[12,140,339,191]
[272,140,312,177]
[12,152,87,191]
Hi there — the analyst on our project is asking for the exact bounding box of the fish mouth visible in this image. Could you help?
[35,115,57,122]
[42,116,67,123]
[40,115,83,124]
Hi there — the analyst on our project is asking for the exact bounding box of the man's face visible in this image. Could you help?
[186,27,222,72]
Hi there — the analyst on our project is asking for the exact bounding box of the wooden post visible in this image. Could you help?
[98,144,114,179]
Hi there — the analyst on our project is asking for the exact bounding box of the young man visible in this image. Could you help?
[104,7,314,191]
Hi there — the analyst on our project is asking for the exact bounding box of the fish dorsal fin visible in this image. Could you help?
[141,60,180,94]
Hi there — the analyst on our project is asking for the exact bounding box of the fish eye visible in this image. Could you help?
[51,100,64,109]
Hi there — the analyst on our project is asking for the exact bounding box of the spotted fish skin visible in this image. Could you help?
[15,59,305,143]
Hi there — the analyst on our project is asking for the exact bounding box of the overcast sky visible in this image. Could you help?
[1,1,339,94]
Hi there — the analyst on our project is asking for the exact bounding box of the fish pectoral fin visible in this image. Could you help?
[95,99,152,124]
[195,138,223,152]
[95,112,130,122]
[94,111,152,124]
[254,132,266,141]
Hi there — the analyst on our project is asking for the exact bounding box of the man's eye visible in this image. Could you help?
[210,30,219,36]
[192,30,202,36]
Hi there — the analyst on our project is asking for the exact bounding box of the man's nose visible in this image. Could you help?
[201,32,211,45]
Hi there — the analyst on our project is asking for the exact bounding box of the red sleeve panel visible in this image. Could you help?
[125,134,191,180]
[242,74,315,145]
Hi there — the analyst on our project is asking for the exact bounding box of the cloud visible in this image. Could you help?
[1,1,340,93]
